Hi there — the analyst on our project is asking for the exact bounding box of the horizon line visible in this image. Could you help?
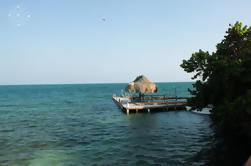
[0,81,194,86]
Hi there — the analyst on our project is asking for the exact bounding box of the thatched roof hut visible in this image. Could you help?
[125,75,157,94]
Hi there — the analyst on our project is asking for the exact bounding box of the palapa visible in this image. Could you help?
[125,75,157,94]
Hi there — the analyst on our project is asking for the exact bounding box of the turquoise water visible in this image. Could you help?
[0,83,213,166]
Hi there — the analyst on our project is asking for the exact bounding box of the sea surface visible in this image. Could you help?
[0,82,214,166]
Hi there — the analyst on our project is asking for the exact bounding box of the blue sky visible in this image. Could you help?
[1,0,251,85]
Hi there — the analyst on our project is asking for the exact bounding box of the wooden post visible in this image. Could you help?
[136,109,138,113]
[126,109,129,114]
[148,109,150,113]
[121,89,124,97]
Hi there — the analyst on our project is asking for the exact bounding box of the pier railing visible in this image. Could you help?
[130,95,188,103]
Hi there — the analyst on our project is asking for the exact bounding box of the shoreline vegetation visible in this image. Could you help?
[181,21,251,165]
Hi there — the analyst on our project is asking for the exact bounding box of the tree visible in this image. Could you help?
[181,22,251,165]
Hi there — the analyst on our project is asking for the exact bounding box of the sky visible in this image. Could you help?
[1,0,251,85]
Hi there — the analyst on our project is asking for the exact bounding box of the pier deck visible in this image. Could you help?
[112,96,187,114]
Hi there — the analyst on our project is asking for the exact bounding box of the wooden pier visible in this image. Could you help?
[112,95,187,114]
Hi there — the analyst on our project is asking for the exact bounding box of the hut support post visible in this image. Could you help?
[148,109,150,113]
[126,109,130,114]
[139,92,142,101]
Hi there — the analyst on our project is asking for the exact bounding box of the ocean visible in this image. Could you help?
[0,82,213,166]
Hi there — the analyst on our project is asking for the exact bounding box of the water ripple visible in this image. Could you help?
[0,83,213,166]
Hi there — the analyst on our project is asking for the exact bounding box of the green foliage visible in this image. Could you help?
[181,21,251,135]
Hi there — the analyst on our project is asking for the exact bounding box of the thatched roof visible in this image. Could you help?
[125,75,157,94]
